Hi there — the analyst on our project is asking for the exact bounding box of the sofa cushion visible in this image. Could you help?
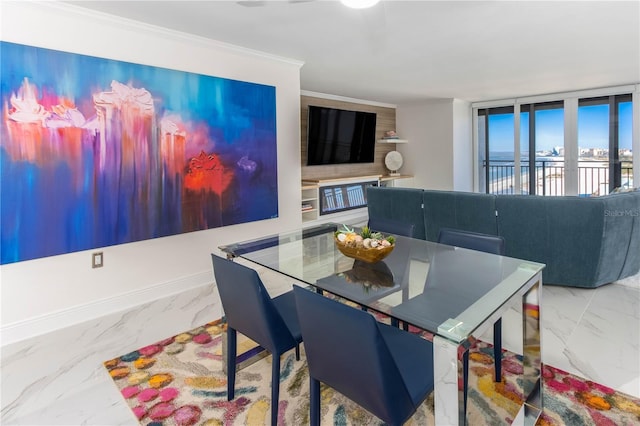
[366,187,426,240]
[495,195,553,275]
[422,190,498,241]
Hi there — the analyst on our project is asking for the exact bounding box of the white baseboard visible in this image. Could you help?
[0,271,213,346]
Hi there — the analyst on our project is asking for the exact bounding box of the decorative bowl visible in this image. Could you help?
[343,260,394,288]
[334,237,394,263]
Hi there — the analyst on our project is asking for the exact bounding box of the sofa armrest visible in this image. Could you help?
[496,193,638,288]
[598,192,640,282]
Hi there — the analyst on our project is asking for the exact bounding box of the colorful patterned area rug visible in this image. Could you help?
[104,320,640,425]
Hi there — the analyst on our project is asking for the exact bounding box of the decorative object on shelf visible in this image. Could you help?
[385,150,404,176]
[383,130,399,139]
[378,138,408,144]
[334,225,395,263]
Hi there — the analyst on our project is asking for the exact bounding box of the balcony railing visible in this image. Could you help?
[484,160,634,196]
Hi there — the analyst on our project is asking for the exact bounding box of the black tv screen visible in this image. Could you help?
[306,106,377,165]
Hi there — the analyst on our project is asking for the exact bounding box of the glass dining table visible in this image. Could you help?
[219,222,545,425]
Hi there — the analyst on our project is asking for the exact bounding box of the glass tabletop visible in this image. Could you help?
[219,223,544,344]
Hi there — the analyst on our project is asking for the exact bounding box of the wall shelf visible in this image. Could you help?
[301,184,319,220]
[300,174,413,225]
[377,139,408,144]
[379,174,414,187]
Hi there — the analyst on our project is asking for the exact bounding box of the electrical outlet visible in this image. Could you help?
[92,252,104,268]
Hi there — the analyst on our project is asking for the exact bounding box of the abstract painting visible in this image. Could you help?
[1,41,278,264]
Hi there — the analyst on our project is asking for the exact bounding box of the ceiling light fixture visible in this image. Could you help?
[340,0,380,9]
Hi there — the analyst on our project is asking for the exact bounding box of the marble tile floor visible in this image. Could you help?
[3,268,639,425]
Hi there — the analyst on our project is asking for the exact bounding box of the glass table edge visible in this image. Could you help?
[218,223,546,345]
[437,261,545,343]
[218,222,338,257]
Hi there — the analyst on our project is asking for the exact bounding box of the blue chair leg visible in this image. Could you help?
[310,377,321,426]
[227,327,237,400]
[271,354,280,426]
[390,317,399,328]
[494,319,502,382]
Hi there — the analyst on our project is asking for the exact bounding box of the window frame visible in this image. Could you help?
[473,85,638,196]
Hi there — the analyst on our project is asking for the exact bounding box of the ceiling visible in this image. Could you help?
[65,1,640,105]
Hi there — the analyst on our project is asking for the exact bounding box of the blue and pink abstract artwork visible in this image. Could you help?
[1,41,278,264]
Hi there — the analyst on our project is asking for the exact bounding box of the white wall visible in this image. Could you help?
[396,98,474,191]
[0,1,303,341]
[397,99,455,190]
[452,99,473,191]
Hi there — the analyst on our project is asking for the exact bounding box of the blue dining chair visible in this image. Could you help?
[437,228,505,415]
[211,254,302,426]
[368,217,415,238]
[293,285,434,426]
[366,217,415,324]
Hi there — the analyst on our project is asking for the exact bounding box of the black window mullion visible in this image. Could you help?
[609,96,621,191]
[529,105,536,195]
[484,109,490,193]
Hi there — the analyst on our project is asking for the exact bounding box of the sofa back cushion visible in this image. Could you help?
[496,195,606,286]
[422,190,498,241]
[366,187,426,240]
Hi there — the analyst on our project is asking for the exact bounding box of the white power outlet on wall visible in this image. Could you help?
[92,252,104,268]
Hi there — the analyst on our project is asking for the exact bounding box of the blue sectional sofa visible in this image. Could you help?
[366,186,640,288]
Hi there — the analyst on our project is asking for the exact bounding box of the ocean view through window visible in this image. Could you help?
[478,93,634,196]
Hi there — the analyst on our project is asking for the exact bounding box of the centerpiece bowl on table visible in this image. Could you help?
[334,225,395,263]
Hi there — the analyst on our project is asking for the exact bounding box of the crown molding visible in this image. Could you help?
[301,90,397,109]
[18,1,304,69]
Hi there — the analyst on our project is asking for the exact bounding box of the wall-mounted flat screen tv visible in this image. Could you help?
[306,105,377,166]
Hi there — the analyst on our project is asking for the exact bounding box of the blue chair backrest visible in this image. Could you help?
[293,286,415,422]
[368,217,415,238]
[212,254,296,353]
[425,229,506,294]
[437,228,505,255]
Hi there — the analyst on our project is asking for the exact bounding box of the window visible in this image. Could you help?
[476,88,635,196]
[478,102,566,195]
[521,101,564,195]
[478,106,516,194]
[578,95,632,195]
